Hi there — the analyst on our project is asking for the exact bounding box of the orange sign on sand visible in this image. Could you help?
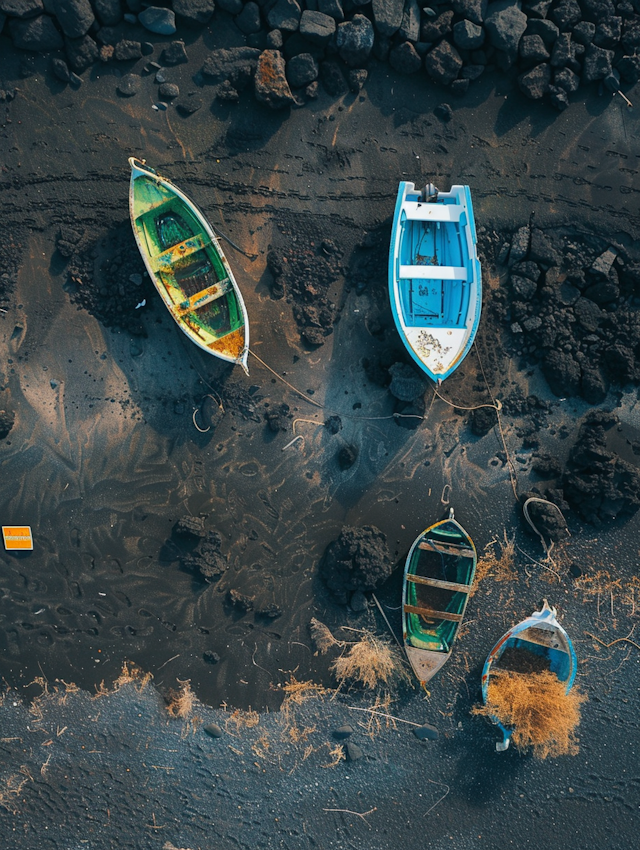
[2,526,33,551]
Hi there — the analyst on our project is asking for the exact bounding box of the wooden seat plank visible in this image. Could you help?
[406,575,472,593]
[404,604,463,623]
[419,540,474,558]
[398,264,467,281]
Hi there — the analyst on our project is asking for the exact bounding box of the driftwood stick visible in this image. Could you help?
[323,807,377,825]
[371,593,403,649]
[346,705,421,727]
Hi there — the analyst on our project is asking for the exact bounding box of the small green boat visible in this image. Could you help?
[402,509,477,685]
[128,158,250,373]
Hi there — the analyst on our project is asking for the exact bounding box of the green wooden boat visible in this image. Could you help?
[128,158,250,373]
[402,509,477,685]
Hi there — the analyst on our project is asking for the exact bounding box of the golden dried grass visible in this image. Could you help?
[113,661,153,692]
[165,679,196,720]
[309,618,344,655]
[473,669,586,759]
[330,631,410,691]
[225,707,260,736]
[474,531,517,588]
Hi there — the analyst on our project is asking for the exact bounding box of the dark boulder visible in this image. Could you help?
[266,0,301,32]
[65,33,99,71]
[161,40,188,65]
[182,532,228,582]
[202,47,260,85]
[424,39,463,85]
[518,62,551,100]
[138,6,176,34]
[563,411,640,524]
[451,0,487,26]
[0,0,43,18]
[421,9,454,42]
[519,34,550,64]
[320,59,349,95]
[114,39,142,60]
[549,0,581,30]
[236,1,261,34]
[338,444,358,469]
[299,9,336,44]
[228,588,255,610]
[320,525,393,605]
[453,19,485,50]
[525,18,559,45]
[9,14,63,49]
[582,43,614,81]
[255,49,295,108]
[116,71,141,94]
[286,52,319,86]
[542,349,581,397]
[573,21,595,45]
[389,40,422,73]
[470,405,497,435]
[0,408,15,440]
[51,0,94,38]
[371,0,403,37]
[594,16,622,49]
[484,0,527,59]
[336,14,374,66]
[399,0,420,42]
[318,0,344,20]
[174,515,207,538]
[173,0,215,26]
[388,362,427,401]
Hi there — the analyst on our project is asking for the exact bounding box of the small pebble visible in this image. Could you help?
[333,725,354,740]
[344,741,363,761]
[413,723,439,741]
[204,723,223,738]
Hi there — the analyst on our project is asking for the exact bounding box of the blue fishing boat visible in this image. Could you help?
[402,509,477,685]
[481,600,578,752]
[388,182,482,383]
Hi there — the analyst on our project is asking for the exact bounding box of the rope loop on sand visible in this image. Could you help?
[522,496,570,559]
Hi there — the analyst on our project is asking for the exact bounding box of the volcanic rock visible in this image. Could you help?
[138,6,176,34]
[299,9,336,44]
[173,0,215,26]
[389,40,422,73]
[0,0,43,17]
[161,40,188,65]
[174,515,207,538]
[9,14,63,50]
[563,411,640,524]
[286,53,318,87]
[51,0,94,38]
[336,14,374,66]
[117,72,141,95]
[425,40,463,85]
[182,532,228,582]
[320,525,393,605]
[371,0,403,37]
[255,49,295,108]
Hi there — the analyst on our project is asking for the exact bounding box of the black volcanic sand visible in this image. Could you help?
[2,32,640,849]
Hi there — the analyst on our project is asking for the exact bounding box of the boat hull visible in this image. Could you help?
[388,182,481,382]
[402,511,477,686]
[481,600,578,751]
[128,157,250,373]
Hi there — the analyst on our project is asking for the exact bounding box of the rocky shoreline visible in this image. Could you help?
[2,0,640,112]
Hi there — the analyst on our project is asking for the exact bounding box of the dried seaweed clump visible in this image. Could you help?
[474,531,517,587]
[473,669,586,759]
[309,617,345,655]
[330,632,409,691]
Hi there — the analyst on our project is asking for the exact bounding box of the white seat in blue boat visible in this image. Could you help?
[399,265,467,281]
[403,203,463,222]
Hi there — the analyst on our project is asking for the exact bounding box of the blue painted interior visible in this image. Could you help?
[396,193,472,330]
